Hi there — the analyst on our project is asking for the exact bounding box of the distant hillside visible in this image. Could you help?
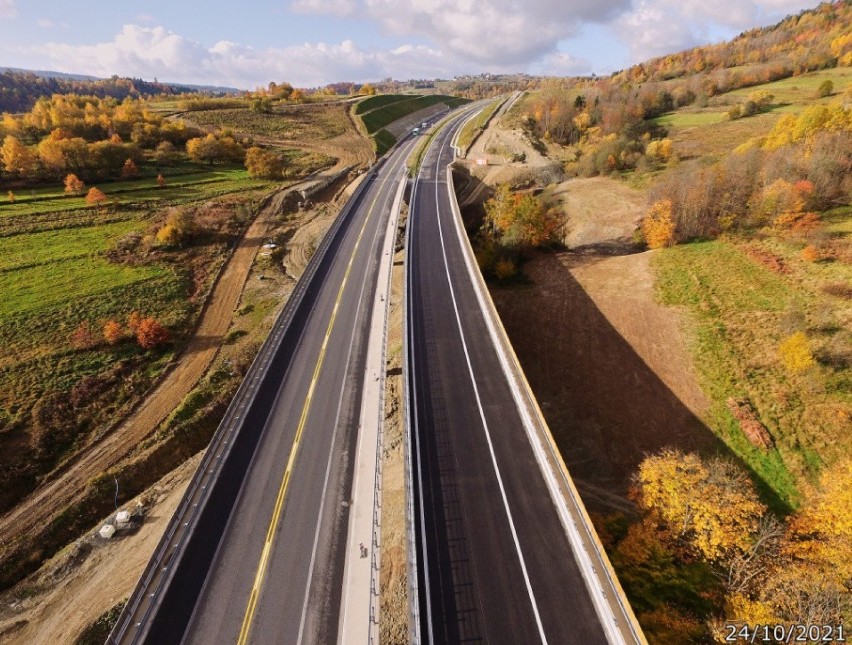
[0,69,239,113]
[614,0,851,88]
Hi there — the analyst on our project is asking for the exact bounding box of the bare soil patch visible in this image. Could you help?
[0,452,202,644]
[546,177,646,249]
[490,250,719,511]
[379,238,408,643]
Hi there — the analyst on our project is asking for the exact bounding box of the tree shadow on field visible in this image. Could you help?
[490,251,788,514]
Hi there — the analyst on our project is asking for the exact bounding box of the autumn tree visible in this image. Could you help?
[785,460,852,588]
[641,199,676,248]
[135,317,169,350]
[121,158,140,179]
[245,146,285,179]
[154,140,179,166]
[483,184,564,248]
[156,208,196,247]
[85,186,108,208]
[156,173,166,187]
[816,79,834,98]
[127,310,144,334]
[7,191,14,202]
[1,135,38,176]
[64,173,85,196]
[632,449,765,562]
[186,134,225,164]
[103,320,123,345]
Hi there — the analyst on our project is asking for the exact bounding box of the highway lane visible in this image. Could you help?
[111,133,419,645]
[407,113,611,643]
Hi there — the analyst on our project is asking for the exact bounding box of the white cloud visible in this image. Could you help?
[614,0,815,62]
[21,24,460,88]
[529,51,593,77]
[0,0,16,18]
[290,0,356,17]
[305,0,634,67]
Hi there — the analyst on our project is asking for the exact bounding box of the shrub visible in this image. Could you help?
[135,317,169,350]
[778,332,815,373]
[800,245,820,262]
[641,200,676,249]
[69,321,97,350]
[102,320,123,345]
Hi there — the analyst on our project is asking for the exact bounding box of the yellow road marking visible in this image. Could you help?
[236,171,392,645]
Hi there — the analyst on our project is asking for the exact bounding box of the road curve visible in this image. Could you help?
[109,134,418,645]
[406,110,624,643]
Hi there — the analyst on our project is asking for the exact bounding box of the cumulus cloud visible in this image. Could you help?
[23,24,459,88]
[0,0,16,18]
[290,0,356,17]
[364,0,630,66]
[614,0,815,62]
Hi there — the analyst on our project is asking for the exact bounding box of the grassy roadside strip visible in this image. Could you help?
[455,96,506,155]
[406,113,459,176]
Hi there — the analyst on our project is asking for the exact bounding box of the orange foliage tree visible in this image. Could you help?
[64,173,85,196]
[102,320,123,345]
[135,317,169,350]
[121,158,140,178]
[85,186,107,207]
[484,184,564,248]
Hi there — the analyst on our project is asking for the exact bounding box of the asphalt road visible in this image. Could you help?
[407,113,611,643]
[111,134,418,645]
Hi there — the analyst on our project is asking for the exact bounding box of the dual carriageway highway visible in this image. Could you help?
[110,104,643,644]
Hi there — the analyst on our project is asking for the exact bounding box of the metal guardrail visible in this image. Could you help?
[402,170,423,645]
[109,160,382,645]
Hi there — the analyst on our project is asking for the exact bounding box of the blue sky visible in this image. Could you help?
[0,0,818,89]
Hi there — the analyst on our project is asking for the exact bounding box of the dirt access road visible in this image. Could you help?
[0,184,303,549]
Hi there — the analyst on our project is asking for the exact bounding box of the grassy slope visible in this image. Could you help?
[655,68,852,160]
[358,95,469,135]
[456,96,505,152]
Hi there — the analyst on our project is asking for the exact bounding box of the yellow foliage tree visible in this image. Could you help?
[785,460,852,586]
[245,146,285,179]
[1,135,38,175]
[634,449,765,562]
[778,331,815,373]
[641,199,676,249]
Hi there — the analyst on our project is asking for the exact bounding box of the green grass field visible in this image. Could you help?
[0,169,271,222]
[359,95,469,135]
[721,68,852,105]
[656,69,852,160]
[654,229,852,511]
[0,219,142,272]
[353,94,414,115]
